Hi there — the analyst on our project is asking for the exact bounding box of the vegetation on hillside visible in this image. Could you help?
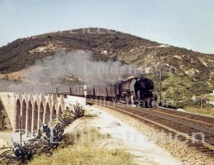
[160,75,213,101]
[0,28,158,73]
[0,27,213,106]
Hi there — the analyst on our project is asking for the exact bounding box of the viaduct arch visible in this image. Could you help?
[0,92,85,136]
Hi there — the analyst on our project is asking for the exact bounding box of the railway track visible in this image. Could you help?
[156,106,214,128]
[87,99,214,155]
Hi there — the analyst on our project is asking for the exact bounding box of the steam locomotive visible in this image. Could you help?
[57,77,157,107]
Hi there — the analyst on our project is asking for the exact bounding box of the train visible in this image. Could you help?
[56,77,157,107]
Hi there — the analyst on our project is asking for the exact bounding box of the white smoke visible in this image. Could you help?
[0,50,143,93]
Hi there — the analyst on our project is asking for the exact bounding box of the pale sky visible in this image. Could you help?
[0,0,214,54]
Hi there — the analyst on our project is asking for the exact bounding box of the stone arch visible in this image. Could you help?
[33,101,39,131]
[21,100,27,131]
[39,102,44,124]
[58,105,62,117]
[15,99,21,131]
[27,100,32,133]
[44,102,51,124]
[52,105,57,121]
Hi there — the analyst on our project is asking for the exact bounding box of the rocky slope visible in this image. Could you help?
[0,27,213,103]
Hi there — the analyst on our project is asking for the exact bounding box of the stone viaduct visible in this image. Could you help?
[0,92,85,135]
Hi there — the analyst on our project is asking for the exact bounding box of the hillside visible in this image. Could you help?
[0,28,158,73]
[0,27,214,104]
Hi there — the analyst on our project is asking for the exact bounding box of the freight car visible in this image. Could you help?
[57,77,156,107]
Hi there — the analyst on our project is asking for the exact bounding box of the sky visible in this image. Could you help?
[0,0,214,54]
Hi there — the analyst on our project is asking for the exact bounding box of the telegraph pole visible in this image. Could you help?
[157,52,162,105]
[159,69,162,105]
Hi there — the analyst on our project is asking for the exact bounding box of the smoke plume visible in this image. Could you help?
[0,50,143,93]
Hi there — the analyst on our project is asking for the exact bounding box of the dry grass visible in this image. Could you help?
[60,127,110,147]
[29,145,134,165]
[29,127,134,165]
[81,114,98,118]
[184,106,214,117]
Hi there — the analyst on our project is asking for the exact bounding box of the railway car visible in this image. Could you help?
[86,85,95,98]
[106,85,118,100]
[70,86,84,97]
[56,86,70,94]
[94,86,107,98]
[66,76,156,107]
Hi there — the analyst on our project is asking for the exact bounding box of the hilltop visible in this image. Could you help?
[0,28,158,73]
[0,27,214,104]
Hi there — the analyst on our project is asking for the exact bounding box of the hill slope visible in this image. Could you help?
[0,27,214,102]
[0,28,158,72]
